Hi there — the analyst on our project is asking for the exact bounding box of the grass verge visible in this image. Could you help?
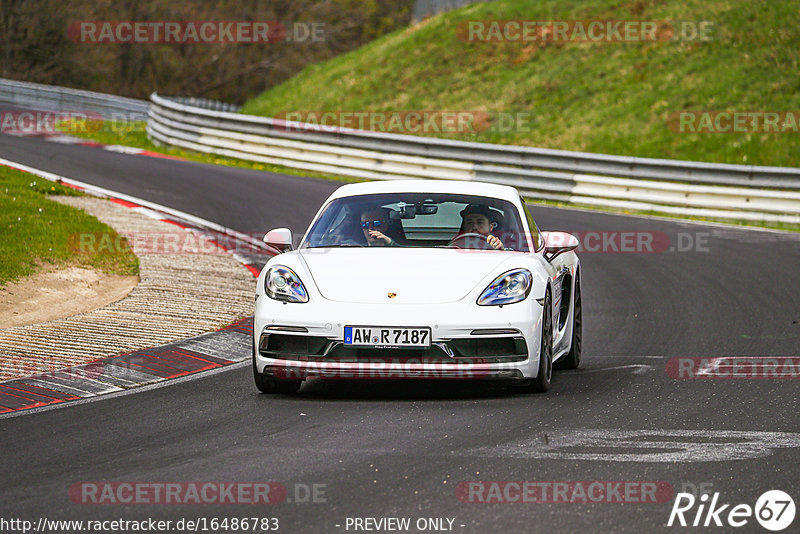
[241,0,800,168]
[0,165,139,287]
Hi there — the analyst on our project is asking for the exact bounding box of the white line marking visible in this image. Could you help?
[463,429,800,463]
[696,356,800,377]
[559,364,655,375]
[0,360,249,420]
[103,144,145,155]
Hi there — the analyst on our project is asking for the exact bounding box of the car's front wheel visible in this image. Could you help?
[514,291,552,393]
[529,291,553,392]
[253,367,302,394]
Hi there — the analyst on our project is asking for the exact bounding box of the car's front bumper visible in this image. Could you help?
[253,295,544,380]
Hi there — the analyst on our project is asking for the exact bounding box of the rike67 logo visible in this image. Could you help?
[668,490,795,531]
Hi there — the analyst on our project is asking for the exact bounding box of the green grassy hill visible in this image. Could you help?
[242,0,800,167]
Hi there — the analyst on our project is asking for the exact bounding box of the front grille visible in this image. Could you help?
[450,337,526,358]
[260,333,527,364]
[324,345,447,361]
[259,333,328,356]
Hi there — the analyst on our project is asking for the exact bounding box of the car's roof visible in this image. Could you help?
[328,180,523,204]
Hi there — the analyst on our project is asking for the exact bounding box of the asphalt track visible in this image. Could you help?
[1,131,799,533]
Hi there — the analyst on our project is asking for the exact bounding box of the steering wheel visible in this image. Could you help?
[448,232,495,250]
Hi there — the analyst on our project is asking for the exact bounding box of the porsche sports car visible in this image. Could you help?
[253,180,581,393]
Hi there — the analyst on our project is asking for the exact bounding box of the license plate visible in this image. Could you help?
[344,326,431,348]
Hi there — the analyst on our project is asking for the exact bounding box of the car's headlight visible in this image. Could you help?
[477,269,532,306]
[265,266,308,303]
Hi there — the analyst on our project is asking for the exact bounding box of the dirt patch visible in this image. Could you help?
[0,266,138,329]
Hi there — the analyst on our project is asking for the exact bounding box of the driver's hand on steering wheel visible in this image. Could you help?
[487,234,504,250]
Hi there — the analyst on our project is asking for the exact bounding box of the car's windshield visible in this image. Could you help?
[301,193,531,251]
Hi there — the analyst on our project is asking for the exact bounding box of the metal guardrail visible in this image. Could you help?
[3,77,794,223]
[160,96,241,114]
[147,93,800,223]
[413,0,489,21]
[0,78,149,120]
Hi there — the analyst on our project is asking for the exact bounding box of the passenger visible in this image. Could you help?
[451,204,504,250]
[360,208,398,246]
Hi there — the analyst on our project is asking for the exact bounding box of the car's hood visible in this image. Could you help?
[297,248,511,304]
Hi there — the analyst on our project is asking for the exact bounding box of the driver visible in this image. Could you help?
[360,208,398,246]
[451,204,505,250]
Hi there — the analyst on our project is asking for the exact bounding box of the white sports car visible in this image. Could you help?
[253,180,581,393]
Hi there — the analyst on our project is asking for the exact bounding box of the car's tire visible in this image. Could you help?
[254,370,302,394]
[513,291,552,393]
[252,337,302,394]
[555,273,581,370]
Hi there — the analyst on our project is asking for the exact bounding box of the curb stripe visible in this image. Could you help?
[148,348,225,367]
[160,218,189,229]
[0,156,275,266]
[244,264,261,277]
[0,385,64,404]
[0,382,77,400]
[0,158,264,415]
[124,359,191,378]
[109,198,141,208]
[0,317,254,416]
[138,150,187,161]
[4,155,275,277]
[2,131,187,161]
[142,352,219,374]
[0,396,48,410]
[102,362,163,383]
[169,348,230,366]
[16,378,95,398]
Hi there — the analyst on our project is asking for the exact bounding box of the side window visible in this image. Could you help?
[521,199,544,251]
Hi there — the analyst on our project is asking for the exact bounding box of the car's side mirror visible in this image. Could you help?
[264,227,293,252]
[542,231,579,261]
